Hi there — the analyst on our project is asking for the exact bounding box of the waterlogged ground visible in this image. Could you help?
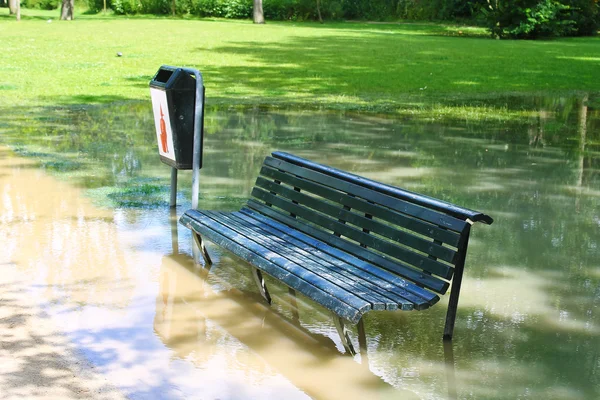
[1,96,599,399]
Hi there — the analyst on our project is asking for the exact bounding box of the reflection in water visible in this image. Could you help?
[0,94,599,399]
[155,217,414,400]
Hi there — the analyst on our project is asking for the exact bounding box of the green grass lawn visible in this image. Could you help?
[1,8,599,117]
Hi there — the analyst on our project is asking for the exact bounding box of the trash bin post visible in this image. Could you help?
[181,67,204,210]
[170,167,178,208]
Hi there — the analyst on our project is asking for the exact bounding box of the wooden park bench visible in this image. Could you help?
[180,151,493,355]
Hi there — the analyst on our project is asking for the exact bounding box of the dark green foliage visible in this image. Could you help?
[261,0,485,21]
[481,0,599,39]
[396,0,486,21]
[87,0,111,13]
[185,0,228,17]
[223,0,252,18]
[87,0,485,21]
[24,0,600,38]
[23,0,60,10]
[564,0,600,35]
[263,0,343,21]
[178,0,229,17]
[111,0,141,14]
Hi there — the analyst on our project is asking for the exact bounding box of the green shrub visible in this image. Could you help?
[185,0,226,17]
[224,0,252,18]
[480,0,595,39]
[24,0,60,10]
[87,0,111,13]
[342,0,396,20]
[344,0,485,21]
[263,0,296,20]
[564,0,600,35]
[77,0,599,37]
[139,0,169,14]
[116,0,142,14]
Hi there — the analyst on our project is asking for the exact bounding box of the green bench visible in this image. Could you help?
[180,151,493,354]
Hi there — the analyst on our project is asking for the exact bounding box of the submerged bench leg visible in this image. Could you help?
[444,226,471,339]
[357,317,370,367]
[443,340,458,400]
[332,313,356,356]
[193,232,212,266]
[252,268,271,305]
[357,318,367,354]
[288,288,300,323]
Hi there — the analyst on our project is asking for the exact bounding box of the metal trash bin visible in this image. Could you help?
[149,65,204,170]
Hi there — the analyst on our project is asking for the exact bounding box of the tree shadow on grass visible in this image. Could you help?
[0,13,52,22]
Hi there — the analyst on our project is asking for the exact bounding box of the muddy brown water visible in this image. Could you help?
[1,96,599,399]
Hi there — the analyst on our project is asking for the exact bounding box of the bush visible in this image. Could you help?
[24,0,60,9]
[112,0,142,14]
[564,0,600,35]
[480,0,597,39]
[139,0,170,14]
[78,0,600,37]
[224,0,252,18]
[87,0,112,13]
[395,0,486,21]
[263,0,295,20]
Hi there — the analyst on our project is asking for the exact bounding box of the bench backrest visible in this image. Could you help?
[246,152,493,296]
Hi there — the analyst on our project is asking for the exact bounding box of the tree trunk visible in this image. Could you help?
[316,0,323,23]
[16,0,20,21]
[253,0,264,24]
[60,0,74,20]
[8,0,16,15]
[172,0,176,16]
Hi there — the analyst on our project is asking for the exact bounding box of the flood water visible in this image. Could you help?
[1,96,599,399]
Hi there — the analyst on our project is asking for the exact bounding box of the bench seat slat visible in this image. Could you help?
[217,212,402,311]
[208,211,405,311]
[252,187,454,280]
[240,208,438,308]
[181,210,369,323]
[202,211,398,310]
[225,212,423,311]
[246,200,449,295]
[260,166,461,247]
[233,211,434,309]
[263,157,468,233]
[256,176,457,264]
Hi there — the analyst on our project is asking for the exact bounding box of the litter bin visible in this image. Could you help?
[149,66,205,170]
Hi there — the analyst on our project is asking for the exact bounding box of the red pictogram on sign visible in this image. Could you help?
[159,105,168,153]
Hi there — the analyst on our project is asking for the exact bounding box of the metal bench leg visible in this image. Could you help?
[332,313,356,356]
[357,317,370,367]
[252,268,271,305]
[443,226,471,339]
[443,280,462,339]
[288,288,300,323]
[193,232,212,266]
[443,339,458,400]
[358,317,367,353]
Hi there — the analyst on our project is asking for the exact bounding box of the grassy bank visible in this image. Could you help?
[1,8,599,119]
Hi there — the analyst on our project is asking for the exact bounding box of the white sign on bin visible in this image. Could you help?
[150,88,176,162]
